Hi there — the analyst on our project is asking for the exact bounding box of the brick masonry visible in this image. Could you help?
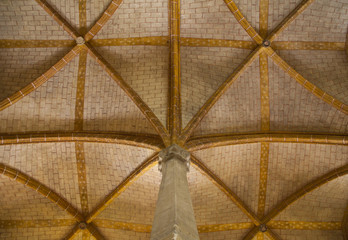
[86,0,110,30]
[0,56,78,132]
[46,0,79,31]
[273,229,344,240]
[199,229,250,240]
[98,228,150,240]
[268,0,302,32]
[268,59,348,133]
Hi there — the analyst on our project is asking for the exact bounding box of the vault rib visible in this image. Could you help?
[272,41,346,51]
[0,40,75,48]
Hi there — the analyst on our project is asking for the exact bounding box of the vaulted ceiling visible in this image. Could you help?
[0,0,347,239]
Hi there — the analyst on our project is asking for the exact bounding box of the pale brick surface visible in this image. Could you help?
[192,58,261,135]
[265,143,348,215]
[275,175,348,222]
[0,56,78,132]
[95,46,169,126]
[98,228,150,240]
[46,0,79,31]
[234,0,259,32]
[0,175,72,220]
[268,59,348,133]
[181,0,251,40]
[97,166,160,224]
[273,229,344,240]
[86,0,110,29]
[194,143,261,215]
[96,0,168,39]
[84,143,154,211]
[188,166,251,225]
[181,46,252,127]
[0,226,73,240]
[277,0,348,42]
[277,50,348,104]
[268,0,302,32]
[83,54,156,134]
[0,0,71,40]
[0,47,70,101]
[199,229,250,240]
[0,143,82,212]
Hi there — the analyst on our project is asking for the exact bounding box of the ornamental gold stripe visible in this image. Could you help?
[0,219,75,228]
[257,232,264,240]
[94,219,152,233]
[197,222,254,233]
[0,40,75,48]
[259,53,270,131]
[257,142,269,218]
[180,38,256,49]
[259,0,269,38]
[90,37,169,46]
[79,0,87,34]
[74,49,87,131]
[75,142,89,214]
[272,41,345,51]
[268,221,342,230]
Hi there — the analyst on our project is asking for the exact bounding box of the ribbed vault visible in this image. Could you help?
[0,0,347,239]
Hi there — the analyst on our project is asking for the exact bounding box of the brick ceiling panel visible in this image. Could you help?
[188,166,251,225]
[273,229,344,240]
[265,143,348,215]
[199,229,251,240]
[84,143,154,211]
[268,0,302,32]
[97,166,160,225]
[0,174,73,220]
[0,226,74,240]
[0,56,78,133]
[86,0,110,30]
[0,143,82,212]
[274,175,348,222]
[233,0,259,32]
[46,0,79,31]
[83,54,157,134]
[181,0,251,40]
[97,228,150,240]
[192,57,261,135]
[0,0,71,40]
[268,59,348,133]
[0,47,71,101]
[194,143,261,215]
[95,0,168,39]
[95,46,169,126]
[181,46,252,127]
[277,50,348,104]
[276,0,348,42]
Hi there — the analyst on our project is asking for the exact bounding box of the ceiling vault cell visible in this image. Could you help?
[0,45,82,111]
[168,0,182,142]
[0,163,84,222]
[0,131,163,151]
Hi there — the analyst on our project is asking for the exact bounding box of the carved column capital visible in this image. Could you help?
[158,144,190,172]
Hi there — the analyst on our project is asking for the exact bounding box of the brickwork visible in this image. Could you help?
[0,0,70,40]
[46,0,79,31]
[199,229,250,240]
[95,0,168,39]
[273,229,344,240]
[268,59,348,133]
[274,175,348,222]
[95,46,169,126]
[276,0,348,42]
[0,47,70,101]
[234,0,259,32]
[0,226,73,240]
[0,56,78,132]
[188,166,251,225]
[97,166,160,225]
[194,143,261,215]
[268,0,302,32]
[83,54,156,134]
[0,143,82,212]
[84,142,154,211]
[192,57,261,135]
[86,0,110,30]
[98,228,150,239]
[265,143,348,215]
[181,46,251,127]
[181,0,251,40]
[0,175,72,220]
[277,50,348,104]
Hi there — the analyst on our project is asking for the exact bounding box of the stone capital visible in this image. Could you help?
[158,144,190,172]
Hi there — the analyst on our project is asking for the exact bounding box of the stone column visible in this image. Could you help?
[150,144,200,240]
